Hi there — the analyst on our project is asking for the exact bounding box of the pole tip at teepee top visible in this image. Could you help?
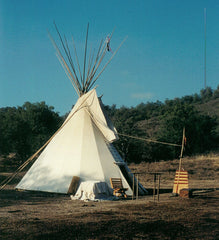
[48,23,127,96]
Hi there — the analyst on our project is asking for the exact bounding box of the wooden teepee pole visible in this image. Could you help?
[72,36,83,84]
[86,29,115,88]
[88,36,128,91]
[86,38,104,87]
[48,31,81,93]
[52,23,82,92]
[82,23,89,91]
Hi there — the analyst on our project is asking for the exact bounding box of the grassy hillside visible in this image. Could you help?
[195,98,219,133]
[137,95,219,134]
[195,97,219,116]
[129,153,219,190]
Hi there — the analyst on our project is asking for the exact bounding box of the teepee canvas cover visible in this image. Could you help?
[15,24,147,197]
[16,90,146,196]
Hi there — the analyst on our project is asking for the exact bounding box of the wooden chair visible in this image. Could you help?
[110,178,128,198]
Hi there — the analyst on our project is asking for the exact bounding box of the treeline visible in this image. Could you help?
[0,86,218,163]
[0,102,62,159]
[106,86,219,163]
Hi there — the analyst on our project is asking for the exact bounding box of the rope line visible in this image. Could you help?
[118,133,181,147]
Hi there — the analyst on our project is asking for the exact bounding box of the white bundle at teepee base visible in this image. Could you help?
[14,23,147,200]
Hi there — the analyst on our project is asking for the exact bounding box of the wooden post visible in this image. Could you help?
[176,127,185,194]
[136,174,139,200]
[153,173,157,202]
[132,174,135,200]
[157,174,160,202]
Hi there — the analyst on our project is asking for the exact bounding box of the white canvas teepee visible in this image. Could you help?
[15,24,147,198]
[16,90,131,194]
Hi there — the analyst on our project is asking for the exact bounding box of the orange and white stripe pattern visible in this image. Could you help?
[173,170,188,194]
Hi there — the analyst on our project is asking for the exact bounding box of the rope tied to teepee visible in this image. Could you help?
[117,132,181,147]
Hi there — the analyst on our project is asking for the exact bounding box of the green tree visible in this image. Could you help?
[110,106,144,163]
[200,87,213,102]
[213,85,219,99]
[0,102,62,159]
[157,102,217,159]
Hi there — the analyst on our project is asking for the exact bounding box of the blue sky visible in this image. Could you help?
[0,0,218,115]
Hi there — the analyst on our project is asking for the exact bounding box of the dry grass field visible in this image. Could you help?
[0,153,218,239]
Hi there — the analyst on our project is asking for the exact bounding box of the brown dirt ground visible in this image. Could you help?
[0,154,218,240]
